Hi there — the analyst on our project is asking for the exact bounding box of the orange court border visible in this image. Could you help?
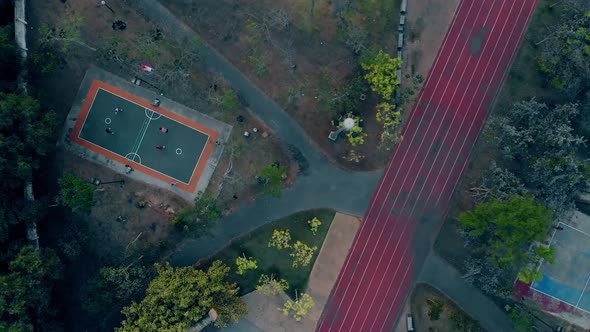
[70,80,220,193]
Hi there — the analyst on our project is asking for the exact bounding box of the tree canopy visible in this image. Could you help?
[0,246,62,331]
[58,172,95,212]
[459,196,553,268]
[0,93,58,187]
[258,164,288,197]
[486,100,588,218]
[537,2,590,97]
[173,192,221,232]
[0,25,20,91]
[117,261,246,331]
[359,48,402,100]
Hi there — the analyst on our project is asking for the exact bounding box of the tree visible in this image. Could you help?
[235,254,258,275]
[268,229,291,249]
[486,100,588,218]
[219,88,240,113]
[307,217,322,235]
[518,245,556,283]
[469,161,528,203]
[117,261,247,331]
[0,25,20,91]
[257,164,288,197]
[0,246,62,331]
[0,93,57,187]
[277,292,315,321]
[325,75,368,114]
[449,308,481,332]
[426,298,445,321]
[256,274,289,296]
[359,48,402,100]
[459,196,553,269]
[290,241,318,268]
[375,102,402,149]
[536,2,590,97]
[342,115,367,147]
[509,307,534,332]
[57,172,95,212]
[173,192,221,231]
[83,264,151,315]
[38,16,90,53]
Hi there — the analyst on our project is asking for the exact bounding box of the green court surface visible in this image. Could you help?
[79,88,209,184]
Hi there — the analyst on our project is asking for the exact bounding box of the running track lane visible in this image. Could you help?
[317,0,538,331]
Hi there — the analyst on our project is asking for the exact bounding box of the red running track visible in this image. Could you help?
[317,0,538,331]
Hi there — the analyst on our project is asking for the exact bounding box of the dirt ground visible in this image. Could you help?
[26,0,294,330]
[410,283,483,332]
[225,213,361,332]
[161,0,401,170]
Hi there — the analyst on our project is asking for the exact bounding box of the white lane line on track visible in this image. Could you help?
[339,0,497,323]
[428,0,528,207]
[433,1,538,207]
[348,0,510,329]
[371,2,531,330]
[319,2,477,328]
[378,257,415,331]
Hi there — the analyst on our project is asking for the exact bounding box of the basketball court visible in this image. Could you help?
[61,66,231,199]
[530,213,590,314]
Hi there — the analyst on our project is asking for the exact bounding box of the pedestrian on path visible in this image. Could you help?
[115,107,123,114]
[156,145,165,150]
[105,128,114,134]
[159,127,168,133]
[152,98,161,107]
[171,182,178,186]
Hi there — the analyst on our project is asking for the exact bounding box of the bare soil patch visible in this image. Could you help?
[161,0,401,170]
[27,0,294,330]
[410,283,483,332]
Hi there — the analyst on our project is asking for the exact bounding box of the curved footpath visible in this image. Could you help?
[129,1,524,331]
[317,0,538,331]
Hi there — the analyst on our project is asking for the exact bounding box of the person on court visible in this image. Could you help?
[105,128,114,134]
[115,107,123,114]
[159,127,168,133]
[156,145,165,150]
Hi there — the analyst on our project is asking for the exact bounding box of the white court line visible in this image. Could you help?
[369,1,526,329]
[75,136,188,184]
[78,89,212,185]
[320,2,478,328]
[129,109,154,156]
[560,221,590,238]
[529,283,590,314]
[97,88,211,137]
[350,0,508,328]
[576,274,590,307]
[378,256,415,331]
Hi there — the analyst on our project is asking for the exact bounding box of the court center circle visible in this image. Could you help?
[175,148,182,155]
[145,108,162,120]
[105,117,112,124]
[124,152,142,164]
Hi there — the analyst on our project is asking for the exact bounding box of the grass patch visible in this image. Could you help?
[207,209,336,299]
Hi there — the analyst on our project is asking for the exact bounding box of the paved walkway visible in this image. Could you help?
[127,1,515,330]
[127,0,381,265]
[419,253,514,332]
